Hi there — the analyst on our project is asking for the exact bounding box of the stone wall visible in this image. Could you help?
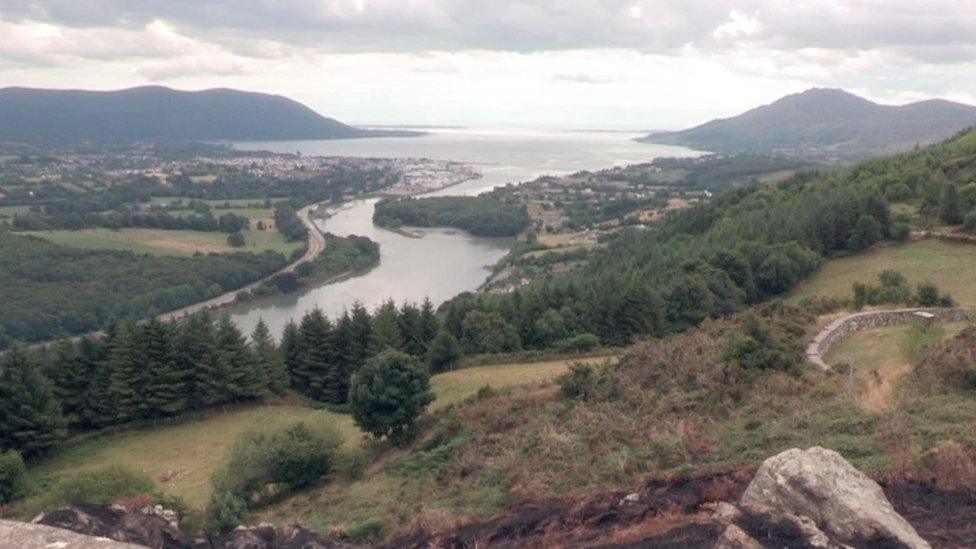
[806,307,973,371]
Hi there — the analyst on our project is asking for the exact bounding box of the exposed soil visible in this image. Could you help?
[388,471,976,548]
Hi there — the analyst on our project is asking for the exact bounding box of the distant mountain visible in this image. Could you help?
[642,88,976,160]
[0,86,420,143]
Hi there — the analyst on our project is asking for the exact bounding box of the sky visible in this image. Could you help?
[0,1,974,129]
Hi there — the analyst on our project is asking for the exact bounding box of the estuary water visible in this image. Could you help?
[226,128,700,337]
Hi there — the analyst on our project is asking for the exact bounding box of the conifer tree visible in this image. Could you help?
[417,298,440,353]
[105,321,146,423]
[251,319,289,396]
[180,312,224,409]
[297,309,337,402]
[370,300,402,353]
[140,317,187,417]
[348,303,373,374]
[76,335,108,429]
[0,344,66,455]
[398,303,425,356]
[49,337,89,429]
[280,320,303,389]
[332,311,355,401]
[216,316,265,401]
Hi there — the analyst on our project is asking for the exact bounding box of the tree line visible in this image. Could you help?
[0,299,463,457]
[11,209,249,233]
[0,230,287,347]
[373,196,531,237]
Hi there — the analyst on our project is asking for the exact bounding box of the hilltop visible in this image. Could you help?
[643,88,976,160]
[0,86,420,144]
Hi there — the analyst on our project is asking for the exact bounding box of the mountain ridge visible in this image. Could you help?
[0,86,420,143]
[642,88,976,159]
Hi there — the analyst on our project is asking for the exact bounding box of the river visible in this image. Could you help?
[225,127,700,337]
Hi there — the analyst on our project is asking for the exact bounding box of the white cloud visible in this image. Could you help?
[713,9,762,41]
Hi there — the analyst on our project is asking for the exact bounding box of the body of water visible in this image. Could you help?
[227,128,700,337]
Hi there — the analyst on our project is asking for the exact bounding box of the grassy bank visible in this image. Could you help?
[23,227,302,257]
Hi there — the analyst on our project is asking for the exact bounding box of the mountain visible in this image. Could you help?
[642,88,976,159]
[0,86,420,143]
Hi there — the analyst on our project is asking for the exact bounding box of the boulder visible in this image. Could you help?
[0,519,144,548]
[714,446,930,549]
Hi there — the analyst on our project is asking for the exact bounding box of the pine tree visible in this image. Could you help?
[180,312,225,409]
[280,320,303,389]
[370,300,402,353]
[251,319,289,396]
[140,317,187,418]
[348,303,373,374]
[332,311,355,401]
[297,309,338,402]
[216,316,265,401]
[398,303,425,356]
[49,337,89,430]
[0,344,67,456]
[417,298,440,353]
[76,335,107,429]
[105,321,146,424]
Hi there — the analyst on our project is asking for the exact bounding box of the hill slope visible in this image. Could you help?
[643,88,976,159]
[0,86,418,143]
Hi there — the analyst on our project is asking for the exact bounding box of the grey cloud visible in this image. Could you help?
[0,0,974,62]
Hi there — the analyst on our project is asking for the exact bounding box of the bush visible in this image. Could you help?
[0,450,27,505]
[426,331,463,373]
[206,421,341,533]
[891,222,911,242]
[227,231,246,247]
[913,281,954,307]
[557,362,597,400]
[350,350,434,442]
[719,313,799,373]
[554,333,600,353]
[964,210,976,232]
[42,466,155,509]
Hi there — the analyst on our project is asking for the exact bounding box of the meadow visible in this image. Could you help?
[23,227,302,256]
[788,239,976,306]
[27,355,610,511]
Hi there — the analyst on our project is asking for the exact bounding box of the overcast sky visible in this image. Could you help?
[0,1,973,128]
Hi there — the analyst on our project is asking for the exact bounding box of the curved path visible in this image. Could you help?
[157,202,327,323]
[805,307,973,371]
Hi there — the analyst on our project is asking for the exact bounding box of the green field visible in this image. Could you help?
[28,355,609,510]
[169,207,274,221]
[788,239,976,306]
[150,197,283,208]
[0,204,34,217]
[23,227,302,257]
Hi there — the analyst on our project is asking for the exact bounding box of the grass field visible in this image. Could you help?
[823,322,967,412]
[28,355,610,511]
[23,227,302,256]
[0,204,34,217]
[788,239,976,306]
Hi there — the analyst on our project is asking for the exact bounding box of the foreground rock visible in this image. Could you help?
[33,503,354,548]
[0,519,144,548]
[714,446,931,549]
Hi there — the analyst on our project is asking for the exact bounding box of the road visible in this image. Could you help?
[157,202,327,323]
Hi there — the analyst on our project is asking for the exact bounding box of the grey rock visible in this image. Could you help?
[740,446,929,549]
[0,519,145,549]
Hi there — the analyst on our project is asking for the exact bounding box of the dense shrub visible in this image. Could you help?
[554,333,601,353]
[0,451,27,505]
[350,351,434,442]
[426,331,463,373]
[719,312,802,373]
[41,466,155,509]
[557,362,597,400]
[206,421,341,532]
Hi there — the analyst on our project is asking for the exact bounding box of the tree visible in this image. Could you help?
[350,350,434,442]
[417,299,440,351]
[297,309,339,402]
[227,231,246,247]
[216,316,265,401]
[426,331,462,373]
[847,214,883,250]
[347,303,373,373]
[140,317,187,417]
[181,312,224,409]
[252,319,289,396]
[940,183,964,225]
[533,309,567,347]
[370,300,403,353]
[0,344,66,455]
[280,320,303,388]
[49,337,90,429]
[104,321,146,423]
[460,311,521,354]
